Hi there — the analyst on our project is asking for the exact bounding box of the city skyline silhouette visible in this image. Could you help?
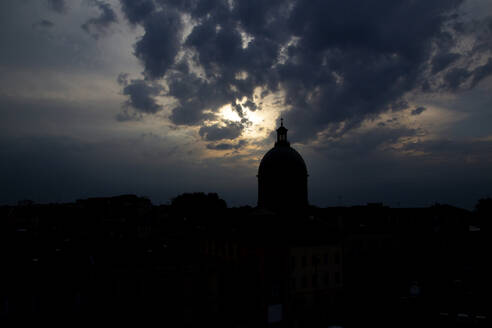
[0,1,489,325]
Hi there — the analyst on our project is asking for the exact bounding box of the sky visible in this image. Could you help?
[1,0,492,209]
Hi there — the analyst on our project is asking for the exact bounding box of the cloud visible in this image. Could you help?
[116,108,143,122]
[401,138,492,163]
[431,52,461,74]
[206,140,247,150]
[411,106,426,116]
[471,58,492,87]
[314,125,419,160]
[46,0,67,14]
[199,121,244,141]
[167,72,239,125]
[119,77,164,115]
[81,1,118,39]
[134,9,183,79]
[442,67,473,91]
[117,73,129,86]
[33,19,55,29]
[120,0,156,24]
[116,0,492,144]
[243,99,258,111]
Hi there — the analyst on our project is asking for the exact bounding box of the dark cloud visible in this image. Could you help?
[232,103,245,118]
[390,100,410,112]
[243,99,257,111]
[117,73,129,86]
[167,72,239,125]
[424,14,492,92]
[314,126,419,160]
[115,0,492,145]
[116,109,143,122]
[206,140,247,150]
[443,67,472,91]
[411,106,426,116]
[81,1,117,39]
[199,121,244,141]
[46,0,67,13]
[120,0,156,25]
[119,78,164,115]
[398,138,492,170]
[472,16,492,52]
[134,9,183,79]
[471,58,492,87]
[401,138,492,158]
[431,52,461,74]
[432,56,492,92]
[33,19,54,29]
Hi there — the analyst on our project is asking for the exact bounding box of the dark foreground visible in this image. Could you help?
[0,194,486,327]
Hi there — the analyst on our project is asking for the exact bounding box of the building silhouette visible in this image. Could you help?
[258,119,308,212]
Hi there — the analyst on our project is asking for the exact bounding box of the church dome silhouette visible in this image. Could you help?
[257,119,308,211]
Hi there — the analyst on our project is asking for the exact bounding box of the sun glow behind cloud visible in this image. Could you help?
[218,104,241,122]
[198,93,289,165]
[215,99,283,142]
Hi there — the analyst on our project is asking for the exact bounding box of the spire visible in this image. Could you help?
[275,118,289,146]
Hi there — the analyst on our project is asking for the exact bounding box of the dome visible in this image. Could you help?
[258,146,308,178]
[257,119,308,211]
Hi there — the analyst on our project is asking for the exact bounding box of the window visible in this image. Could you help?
[291,277,296,289]
[323,253,329,265]
[302,256,307,268]
[335,272,341,285]
[312,254,320,266]
[291,256,296,270]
